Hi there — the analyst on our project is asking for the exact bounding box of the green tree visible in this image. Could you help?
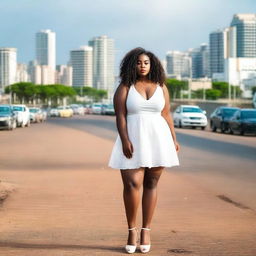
[205,89,222,100]
[166,79,188,99]
[212,81,229,98]
[5,82,76,105]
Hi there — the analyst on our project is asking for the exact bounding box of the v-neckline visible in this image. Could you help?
[132,83,159,101]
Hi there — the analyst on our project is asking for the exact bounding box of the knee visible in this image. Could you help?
[123,180,141,191]
[143,176,159,190]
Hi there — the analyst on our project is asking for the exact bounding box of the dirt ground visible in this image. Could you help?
[0,120,255,256]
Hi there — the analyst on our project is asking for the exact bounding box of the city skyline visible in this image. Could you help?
[0,0,255,74]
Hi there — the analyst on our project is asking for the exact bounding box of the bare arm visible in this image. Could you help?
[161,84,180,152]
[113,84,133,158]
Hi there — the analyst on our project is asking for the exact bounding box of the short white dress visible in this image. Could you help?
[108,83,180,169]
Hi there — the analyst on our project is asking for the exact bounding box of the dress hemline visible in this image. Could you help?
[108,162,180,170]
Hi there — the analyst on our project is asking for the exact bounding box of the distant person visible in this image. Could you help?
[108,47,180,254]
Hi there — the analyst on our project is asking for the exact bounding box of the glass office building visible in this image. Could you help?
[231,14,256,58]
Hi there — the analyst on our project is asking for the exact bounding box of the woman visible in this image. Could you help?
[108,47,180,254]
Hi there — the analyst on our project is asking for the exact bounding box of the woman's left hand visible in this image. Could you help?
[174,141,180,152]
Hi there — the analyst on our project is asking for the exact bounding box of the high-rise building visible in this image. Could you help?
[188,47,201,78]
[88,35,115,98]
[230,14,256,57]
[56,65,73,86]
[166,51,191,79]
[27,60,55,84]
[200,44,210,78]
[0,47,17,93]
[16,63,29,82]
[209,30,225,76]
[36,29,56,70]
[209,14,256,97]
[70,46,93,87]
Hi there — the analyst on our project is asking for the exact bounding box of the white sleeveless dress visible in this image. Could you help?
[108,83,180,169]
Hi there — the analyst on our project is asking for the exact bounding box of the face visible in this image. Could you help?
[136,54,150,77]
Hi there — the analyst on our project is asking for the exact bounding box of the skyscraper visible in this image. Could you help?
[88,35,115,97]
[230,14,256,57]
[209,14,256,97]
[209,30,225,76]
[200,44,210,78]
[0,48,17,93]
[36,29,56,70]
[70,46,93,87]
[166,51,191,79]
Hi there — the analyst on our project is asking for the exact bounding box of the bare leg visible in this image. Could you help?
[141,166,164,245]
[120,167,145,245]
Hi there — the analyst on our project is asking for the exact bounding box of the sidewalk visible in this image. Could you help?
[0,123,255,256]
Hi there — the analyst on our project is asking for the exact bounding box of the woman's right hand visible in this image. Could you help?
[122,140,134,159]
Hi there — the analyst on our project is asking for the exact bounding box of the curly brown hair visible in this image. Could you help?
[119,47,166,87]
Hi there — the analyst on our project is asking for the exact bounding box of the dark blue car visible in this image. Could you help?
[210,107,240,133]
[228,109,256,135]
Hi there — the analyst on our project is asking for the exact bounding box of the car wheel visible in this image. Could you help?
[220,123,226,133]
[13,121,17,129]
[8,124,13,131]
[201,126,205,130]
[179,120,183,128]
[211,122,217,132]
[240,129,244,135]
[229,127,234,134]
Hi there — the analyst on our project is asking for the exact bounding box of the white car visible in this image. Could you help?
[91,103,102,114]
[49,108,60,117]
[70,104,84,115]
[173,105,208,130]
[12,104,30,127]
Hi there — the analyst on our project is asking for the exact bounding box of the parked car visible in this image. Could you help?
[29,107,43,123]
[84,104,92,114]
[70,104,84,115]
[12,104,31,127]
[173,105,207,129]
[228,109,256,135]
[102,104,115,115]
[210,107,240,133]
[49,108,60,117]
[0,104,17,130]
[101,104,109,115]
[91,103,102,114]
[57,106,73,117]
[41,109,47,121]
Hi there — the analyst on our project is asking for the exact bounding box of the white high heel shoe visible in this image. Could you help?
[125,227,138,254]
[140,227,151,253]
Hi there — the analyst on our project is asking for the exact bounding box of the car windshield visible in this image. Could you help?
[182,107,202,113]
[13,106,24,111]
[29,108,38,113]
[222,109,238,117]
[241,111,256,119]
[0,107,11,113]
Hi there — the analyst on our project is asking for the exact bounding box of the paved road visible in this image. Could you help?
[0,115,255,256]
[49,115,256,211]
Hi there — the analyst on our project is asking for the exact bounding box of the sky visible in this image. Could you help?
[0,0,255,74]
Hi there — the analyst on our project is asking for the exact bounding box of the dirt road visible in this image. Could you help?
[0,118,255,255]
